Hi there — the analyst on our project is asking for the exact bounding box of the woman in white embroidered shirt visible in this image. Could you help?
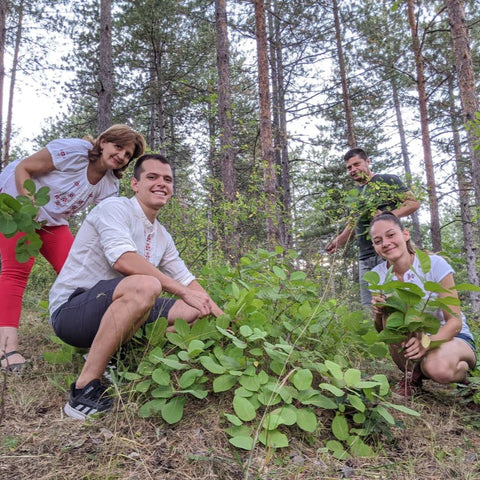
[0,124,145,371]
[369,211,476,396]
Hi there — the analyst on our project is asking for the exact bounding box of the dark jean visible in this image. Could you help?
[51,277,176,348]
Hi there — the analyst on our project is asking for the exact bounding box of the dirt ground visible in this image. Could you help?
[1,311,480,480]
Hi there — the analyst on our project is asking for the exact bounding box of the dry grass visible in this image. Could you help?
[1,311,480,480]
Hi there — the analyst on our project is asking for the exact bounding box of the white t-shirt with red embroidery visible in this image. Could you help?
[0,138,119,225]
[49,196,195,316]
[371,254,473,340]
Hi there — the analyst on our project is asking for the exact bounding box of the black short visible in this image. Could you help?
[51,277,176,348]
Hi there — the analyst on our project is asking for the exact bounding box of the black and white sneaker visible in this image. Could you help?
[64,379,113,420]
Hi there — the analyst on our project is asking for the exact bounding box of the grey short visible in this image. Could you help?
[51,277,176,349]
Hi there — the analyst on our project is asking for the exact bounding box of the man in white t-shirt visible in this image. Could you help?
[49,153,224,420]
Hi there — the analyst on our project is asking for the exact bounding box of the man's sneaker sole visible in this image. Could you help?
[64,401,103,420]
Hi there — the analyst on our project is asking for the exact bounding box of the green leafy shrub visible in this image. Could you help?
[0,179,50,261]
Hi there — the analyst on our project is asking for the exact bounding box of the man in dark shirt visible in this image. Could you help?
[326,148,420,308]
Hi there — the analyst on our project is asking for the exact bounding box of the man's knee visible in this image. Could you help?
[116,275,162,308]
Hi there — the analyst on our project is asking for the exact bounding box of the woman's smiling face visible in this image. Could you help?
[370,219,410,261]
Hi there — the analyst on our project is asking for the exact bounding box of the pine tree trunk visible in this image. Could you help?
[448,74,480,310]
[406,0,442,251]
[215,0,239,263]
[253,0,280,247]
[268,1,292,249]
[4,0,23,167]
[0,0,7,169]
[98,0,113,133]
[446,0,480,236]
[391,78,422,247]
[332,0,355,148]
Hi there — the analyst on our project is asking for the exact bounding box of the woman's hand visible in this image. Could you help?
[371,294,387,332]
[402,332,428,360]
[371,294,386,316]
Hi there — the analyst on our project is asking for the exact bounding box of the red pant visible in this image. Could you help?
[0,225,74,328]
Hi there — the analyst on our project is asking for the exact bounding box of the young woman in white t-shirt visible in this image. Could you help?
[0,124,145,371]
[369,212,476,396]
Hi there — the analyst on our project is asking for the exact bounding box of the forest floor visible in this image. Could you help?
[1,310,480,480]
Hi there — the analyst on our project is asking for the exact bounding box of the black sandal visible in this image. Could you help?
[0,350,27,373]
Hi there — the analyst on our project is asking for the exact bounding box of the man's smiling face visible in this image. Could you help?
[131,158,173,220]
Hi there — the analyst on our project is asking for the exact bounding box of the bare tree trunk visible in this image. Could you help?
[446,0,480,235]
[268,1,292,249]
[332,0,355,148]
[4,0,23,166]
[406,0,442,251]
[215,0,240,262]
[98,0,113,132]
[253,0,280,247]
[391,78,422,247]
[447,74,480,310]
[0,0,7,169]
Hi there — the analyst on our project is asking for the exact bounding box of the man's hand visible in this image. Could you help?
[326,225,354,254]
[326,237,340,254]
[179,288,214,317]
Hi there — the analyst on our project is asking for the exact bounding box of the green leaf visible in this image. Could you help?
[187,339,205,358]
[385,311,405,329]
[262,413,283,430]
[178,369,204,389]
[161,397,186,424]
[258,429,289,448]
[324,360,343,380]
[151,385,174,398]
[272,266,287,280]
[138,399,165,418]
[134,380,152,393]
[375,405,396,425]
[213,374,237,393]
[416,249,431,274]
[23,179,36,195]
[271,406,297,426]
[178,388,208,399]
[296,408,317,432]
[158,357,188,370]
[290,271,306,281]
[454,283,480,292]
[319,383,344,397]
[344,368,361,387]
[239,375,261,392]
[385,402,420,416]
[199,356,226,374]
[347,394,365,413]
[173,318,190,337]
[332,414,349,441]
[363,270,380,285]
[371,374,390,396]
[377,329,406,344]
[233,396,257,422]
[216,327,247,349]
[224,413,243,426]
[348,436,375,457]
[292,368,313,390]
[152,368,170,386]
[239,325,253,337]
[229,435,254,450]
[326,440,350,460]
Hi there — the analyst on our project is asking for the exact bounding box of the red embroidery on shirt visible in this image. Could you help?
[145,233,153,261]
